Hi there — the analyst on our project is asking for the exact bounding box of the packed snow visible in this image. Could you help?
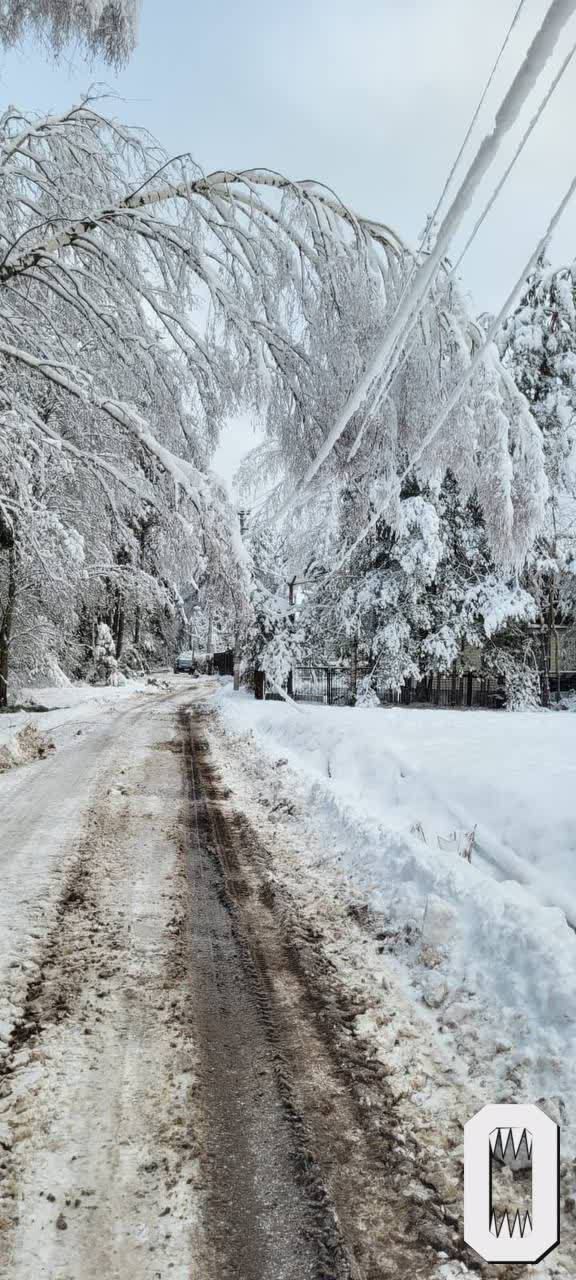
[0,679,167,1048]
[0,679,153,759]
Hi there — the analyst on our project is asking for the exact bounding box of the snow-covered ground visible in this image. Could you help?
[0,680,153,759]
[216,685,576,1173]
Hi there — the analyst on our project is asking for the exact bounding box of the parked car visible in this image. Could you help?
[174,651,197,674]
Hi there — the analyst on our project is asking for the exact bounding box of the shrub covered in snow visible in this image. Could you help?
[355,677,381,708]
[92,623,119,686]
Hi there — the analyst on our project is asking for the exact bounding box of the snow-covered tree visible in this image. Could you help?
[0,95,554,702]
[0,0,141,66]
[419,476,536,677]
[296,473,535,696]
[241,524,303,693]
[0,100,418,698]
[92,620,118,683]
[499,257,576,701]
[240,251,545,694]
[0,99,262,694]
[248,249,546,567]
[0,99,547,581]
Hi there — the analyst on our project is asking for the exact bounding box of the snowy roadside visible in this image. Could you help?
[0,680,155,762]
[208,682,576,1276]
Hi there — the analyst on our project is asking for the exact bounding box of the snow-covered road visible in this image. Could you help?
[0,684,172,1039]
[2,677,575,1277]
[0,680,210,1279]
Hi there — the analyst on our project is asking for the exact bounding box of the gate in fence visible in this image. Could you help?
[212,649,235,677]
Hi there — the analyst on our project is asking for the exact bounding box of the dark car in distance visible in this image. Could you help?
[174,650,197,674]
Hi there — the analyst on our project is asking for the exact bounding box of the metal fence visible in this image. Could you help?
[266,667,508,709]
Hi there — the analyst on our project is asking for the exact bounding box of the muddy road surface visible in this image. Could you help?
[180,707,475,1280]
[1,687,479,1279]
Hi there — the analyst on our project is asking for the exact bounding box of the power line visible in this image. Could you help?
[419,0,528,259]
[326,165,576,584]
[273,0,576,527]
[346,0,529,465]
[452,37,576,274]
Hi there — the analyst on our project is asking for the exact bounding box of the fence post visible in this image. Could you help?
[467,673,473,707]
[326,668,332,706]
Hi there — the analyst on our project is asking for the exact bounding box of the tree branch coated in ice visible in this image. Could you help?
[0,0,141,66]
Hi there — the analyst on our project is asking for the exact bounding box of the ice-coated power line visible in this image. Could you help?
[453,38,576,274]
[274,0,576,524]
[328,167,576,581]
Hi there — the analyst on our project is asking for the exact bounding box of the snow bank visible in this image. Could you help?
[217,688,576,1151]
[0,722,55,774]
[14,680,149,711]
[1,679,153,753]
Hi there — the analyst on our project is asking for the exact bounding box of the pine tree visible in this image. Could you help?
[242,525,303,696]
[499,257,576,702]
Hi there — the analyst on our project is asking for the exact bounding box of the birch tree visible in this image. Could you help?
[0,0,141,65]
[0,93,554,699]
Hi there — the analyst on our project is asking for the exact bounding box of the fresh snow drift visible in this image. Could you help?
[217,686,576,1157]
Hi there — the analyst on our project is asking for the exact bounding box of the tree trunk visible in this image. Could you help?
[233,633,241,691]
[113,588,125,659]
[0,543,17,709]
[115,600,125,660]
[350,634,358,705]
[549,585,561,703]
[539,628,551,709]
[133,520,148,648]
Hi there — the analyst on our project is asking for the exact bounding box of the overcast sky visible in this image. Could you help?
[3,0,576,485]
